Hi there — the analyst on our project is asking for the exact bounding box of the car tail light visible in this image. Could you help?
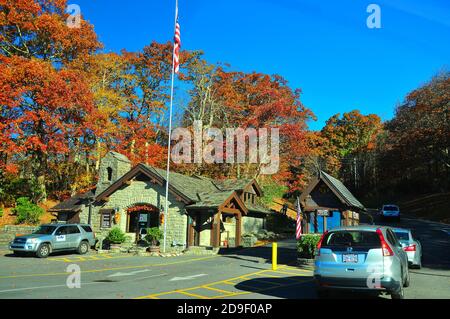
[316,231,328,256]
[376,228,394,256]
[403,244,416,252]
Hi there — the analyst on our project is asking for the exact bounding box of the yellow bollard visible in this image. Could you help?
[272,242,278,270]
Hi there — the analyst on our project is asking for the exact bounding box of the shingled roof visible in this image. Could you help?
[148,165,219,202]
[320,171,365,210]
[300,171,365,211]
[51,162,270,214]
[48,190,95,212]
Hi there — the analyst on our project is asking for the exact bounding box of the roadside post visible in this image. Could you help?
[272,242,278,270]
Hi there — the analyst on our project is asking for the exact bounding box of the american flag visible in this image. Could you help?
[296,197,303,240]
[173,4,181,74]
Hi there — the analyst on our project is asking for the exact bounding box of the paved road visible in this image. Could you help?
[0,212,449,299]
[0,240,317,299]
[359,209,450,299]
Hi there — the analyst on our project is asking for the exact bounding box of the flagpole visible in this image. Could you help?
[163,0,178,253]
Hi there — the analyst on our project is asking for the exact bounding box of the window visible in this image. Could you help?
[386,229,399,246]
[387,229,400,246]
[67,226,80,234]
[81,225,93,233]
[107,167,113,181]
[100,210,113,228]
[55,226,69,235]
[394,231,409,241]
[322,231,382,249]
[33,225,57,235]
[243,192,255,204]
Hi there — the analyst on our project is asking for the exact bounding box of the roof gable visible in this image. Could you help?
[300,171,365,211]
[95,164,193,204]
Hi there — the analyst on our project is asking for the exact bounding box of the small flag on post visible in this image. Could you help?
[173,5,181,74]
[296,197,302,240]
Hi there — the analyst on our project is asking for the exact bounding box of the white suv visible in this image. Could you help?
[381,205,400,221]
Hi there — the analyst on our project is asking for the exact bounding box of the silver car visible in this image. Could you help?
[314,225,410,299]
[9,224,96,258]
[393,228,422,269]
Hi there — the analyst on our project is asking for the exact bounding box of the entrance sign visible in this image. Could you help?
[139,214,148,222]
[317,210,330,217]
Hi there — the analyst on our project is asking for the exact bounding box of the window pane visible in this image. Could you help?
[81,225,93,232]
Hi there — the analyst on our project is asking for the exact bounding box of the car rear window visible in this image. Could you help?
[394,231,409,241]
[81,225,92,232]
[383,206,399,211]
[322,231,381,248]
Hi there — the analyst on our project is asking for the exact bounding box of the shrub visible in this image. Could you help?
[13,197,44,225]
[0,177,44,207]
[145,227,163,246]
[105,227,127,244]
[297,234,322,259]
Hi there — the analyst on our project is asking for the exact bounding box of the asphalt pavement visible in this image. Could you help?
[0,212,449,299]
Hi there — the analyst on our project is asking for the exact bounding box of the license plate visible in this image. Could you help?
[343,254,358,263]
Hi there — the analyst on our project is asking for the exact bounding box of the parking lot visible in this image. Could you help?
[1,212,450,300]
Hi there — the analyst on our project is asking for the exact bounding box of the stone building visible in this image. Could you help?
[50,152,271,251]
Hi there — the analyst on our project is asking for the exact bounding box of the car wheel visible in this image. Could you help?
[78,241,89,255]
[414,260,422,269]
[404,269,410,288]
[391,285,405,299]
[36,243,51,258]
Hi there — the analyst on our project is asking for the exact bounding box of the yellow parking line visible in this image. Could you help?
[254,272,284,278]
[178,290,209,299]
[202,285,235,295]
[0,255,218,279]
[271,270,308,276]
[137,265,314,300]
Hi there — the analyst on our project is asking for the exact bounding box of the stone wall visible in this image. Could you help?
[3,225,38,234]
[242,216,264,234]
[81,180,187,252]
[222,216,236,244]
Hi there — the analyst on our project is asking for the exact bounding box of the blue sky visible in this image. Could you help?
[76,0,449,130]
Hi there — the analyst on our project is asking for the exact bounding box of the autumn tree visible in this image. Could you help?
[378,71,450,196]
[180,65,314,190]
[317,110,383,194]
[0,0,100,201]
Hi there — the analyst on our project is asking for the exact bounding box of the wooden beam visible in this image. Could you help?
[235,214,242,247]
[211,211,221,248]
[219,207,240,215]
